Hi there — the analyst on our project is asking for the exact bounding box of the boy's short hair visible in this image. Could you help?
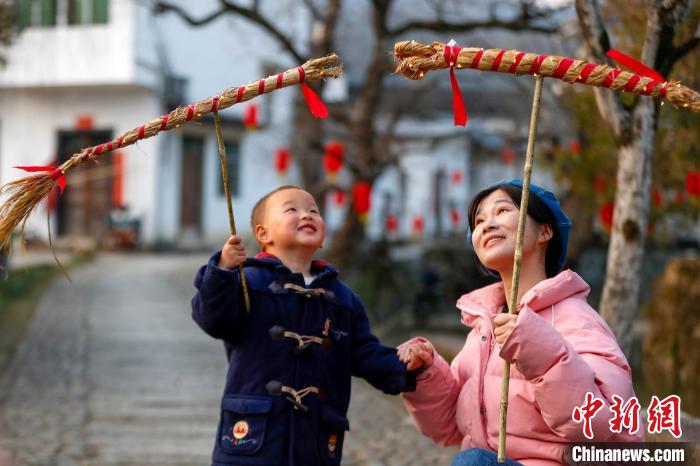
[250,185,304,250]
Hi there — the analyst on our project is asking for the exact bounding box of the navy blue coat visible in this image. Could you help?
[192,252,416,466]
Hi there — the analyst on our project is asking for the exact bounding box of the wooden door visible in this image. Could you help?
[56,130,113,238]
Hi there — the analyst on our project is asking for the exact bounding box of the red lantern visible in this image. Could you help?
[686,171,700,197]
[501,146,515,165]
[652,188,662,207]
[243,104,258,130]
[386,214,398,234]
[323,141,345,181]
[412,215,425,235]
[274,148,290,177]
[352,181,371,223]
[569,139,581,155]
[451,169,463,185]
[333,189,346,207]
[599,202,614,230]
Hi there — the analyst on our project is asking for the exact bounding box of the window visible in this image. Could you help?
[15,0,107,28]
[15,0,57,28]
[68,0,108,25]
[217,141,241,197]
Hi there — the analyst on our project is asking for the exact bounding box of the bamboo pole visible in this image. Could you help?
[497,74,544,462]
[213,110,251,313]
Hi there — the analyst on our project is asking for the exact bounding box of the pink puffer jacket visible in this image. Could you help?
[402,270,643,466]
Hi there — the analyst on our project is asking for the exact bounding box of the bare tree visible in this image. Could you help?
[153,0,562,268]
[0,0,16,66]
[576,0,699,356]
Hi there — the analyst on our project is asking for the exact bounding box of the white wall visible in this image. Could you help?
[0,86,161,241]
[0,0,136,87]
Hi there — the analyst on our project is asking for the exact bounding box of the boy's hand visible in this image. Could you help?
[217,235,246,270]
[493,313,518,347]
[397,338,434,371]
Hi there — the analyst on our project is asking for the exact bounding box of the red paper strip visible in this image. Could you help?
[444,45,467,127]
[15,165,66,193]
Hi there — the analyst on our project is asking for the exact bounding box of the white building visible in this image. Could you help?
[0,0,311,249]
[0,0,568,252]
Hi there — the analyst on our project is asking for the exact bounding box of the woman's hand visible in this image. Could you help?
[217,235,246,269]
[493,313,518,347]
[397,338,435,371]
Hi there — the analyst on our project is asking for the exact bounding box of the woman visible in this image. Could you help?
[398,179,643,466]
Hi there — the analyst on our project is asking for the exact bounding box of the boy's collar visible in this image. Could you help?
[253,252,335,275]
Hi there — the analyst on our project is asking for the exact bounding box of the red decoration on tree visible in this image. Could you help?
[450,208,461,227]
[274,148,290,177]
[243,104,258,130]
[652,188,662,207]
[386,214,398,234]
[675,191,685,204]
[501,146,515,165]
[599,202,614,230]
[569,139,581,155]
[323,141,345,181]
[686,171,700,197]
[333,189,346,207]
[412,215,425,235]
[451,169,463,185]
[352,181,371,223]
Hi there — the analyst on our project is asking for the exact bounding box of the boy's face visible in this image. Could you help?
[256,189,325,252]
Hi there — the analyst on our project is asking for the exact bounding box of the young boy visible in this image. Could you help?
[192,185,416,466]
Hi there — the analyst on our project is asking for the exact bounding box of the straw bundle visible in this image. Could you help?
[0,54,342,251]
[394,40,700,111]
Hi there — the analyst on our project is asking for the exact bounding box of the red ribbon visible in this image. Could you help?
[606,49,666,95]
[444,44,467,127]
[15,165,66,193]
[297,67,328,119]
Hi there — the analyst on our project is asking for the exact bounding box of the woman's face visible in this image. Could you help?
[471,189,550,274]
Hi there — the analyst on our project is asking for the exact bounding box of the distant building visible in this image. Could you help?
[0,0,572,251]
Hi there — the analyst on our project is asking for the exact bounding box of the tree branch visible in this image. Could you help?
[659,26,700,75]
[153,1,308,63]
[388,17,558,37]
[575,0,630,142]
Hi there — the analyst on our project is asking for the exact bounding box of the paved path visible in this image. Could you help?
[0,254,456,466]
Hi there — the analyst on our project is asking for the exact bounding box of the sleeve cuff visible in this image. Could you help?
[499,306,567,380]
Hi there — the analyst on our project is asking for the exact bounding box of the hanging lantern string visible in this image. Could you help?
[0,54,343,253]
[394,40,700,112]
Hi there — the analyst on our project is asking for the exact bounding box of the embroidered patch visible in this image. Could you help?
[233,420,249,439]
[328,433,337,452]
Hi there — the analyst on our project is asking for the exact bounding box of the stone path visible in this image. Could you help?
[0,254,456,465]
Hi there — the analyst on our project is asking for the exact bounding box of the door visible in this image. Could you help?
[56,130,113,238]
[179,136,204,238]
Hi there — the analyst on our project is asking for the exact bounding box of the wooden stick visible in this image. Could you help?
[213,110,250,313]
[497,74,544,463]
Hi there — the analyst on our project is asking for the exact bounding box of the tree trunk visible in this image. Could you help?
[599,97,657,357]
